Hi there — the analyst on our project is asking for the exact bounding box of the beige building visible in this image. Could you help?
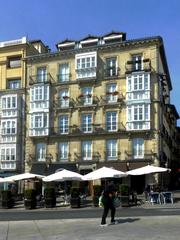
[24,32,179,192]
[0,37,48,178]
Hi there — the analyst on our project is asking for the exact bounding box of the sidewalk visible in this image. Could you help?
[0,216,180,240]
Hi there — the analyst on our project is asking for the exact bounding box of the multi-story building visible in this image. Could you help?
[0,37,48,178]
[25,32,179,192]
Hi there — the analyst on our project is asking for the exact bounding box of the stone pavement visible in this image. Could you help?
[0,216,180,240]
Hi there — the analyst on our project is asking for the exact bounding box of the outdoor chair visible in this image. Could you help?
[149,192,161,205]
[161,192,173,204]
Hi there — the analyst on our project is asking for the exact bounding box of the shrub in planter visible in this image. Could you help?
[93,185,103,207]
[44,188,56,208]
[1,190,14,209]
[24,189,37,209]
[119,184,130,207]
[70,187,80,208]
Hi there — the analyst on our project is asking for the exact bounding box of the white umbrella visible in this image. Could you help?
[3,173,45,182]
[43,169,84,182]
[0,177,14,183]
[126,165,171,176]
[83,166,127,180]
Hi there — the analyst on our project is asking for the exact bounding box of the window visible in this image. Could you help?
[106,83,117,102]
[82,141,92,160]
[76,52,97,78]
[106,112,117,131]
[1,95,17,109]
[1,120,16,135]
[59,115,69,134]
[0,146,16,161]
[132,138,144,158]
[106,57,117,77]
[8,56,21,68]
[127,104,150,130]
[59,89,69,108]
[59,142,68,160]
[81,113,92,133]
[58,63,70,82]
[82,87,92,105]
[126,73,150,100]
[106,139,117,160]
[36,143,46,161]
[30,85,49,110]
[132,54,142,71]
[30,113,48,128]
[7,79,21,89]
[37,67,47,82]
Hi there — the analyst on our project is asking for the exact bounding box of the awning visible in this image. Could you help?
[30,163,78,176]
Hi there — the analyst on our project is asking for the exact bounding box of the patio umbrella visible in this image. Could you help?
[42,169,84,182]
[0,177,14,183]
[83,166,127,181]
[3,173,45,182]
[126,165,171,176]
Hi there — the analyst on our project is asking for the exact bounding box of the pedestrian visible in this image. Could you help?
[101,181,117,226]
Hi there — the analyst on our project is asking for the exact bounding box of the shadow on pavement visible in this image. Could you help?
[112,217,140,225]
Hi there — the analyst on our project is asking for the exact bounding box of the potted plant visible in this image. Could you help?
[44,188,56,208]
[70,187,80,208]
[112,91,119,96]
[1,190,14,209]
[24,189,37,209]
[119,184,130,207]
[63,96,69,100]
[78,94,84,98]
[93,185,102,207]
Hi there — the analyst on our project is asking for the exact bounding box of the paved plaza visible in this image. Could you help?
[0,215,180,240]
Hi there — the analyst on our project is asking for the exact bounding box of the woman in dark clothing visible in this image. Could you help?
[101,182,116,225]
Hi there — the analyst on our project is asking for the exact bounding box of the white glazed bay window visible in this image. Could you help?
[1,94,18,117]
[75,52,97,78]
[30,85,49,110]
[30,112,49,136]
[126,73,150,101]
[0,145,16,169]
[1,120,16,135]
[127,104,150,130]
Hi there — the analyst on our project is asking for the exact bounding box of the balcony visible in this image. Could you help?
[57,73,71,83]
[56,153,71,162]
[125,59,151,74]
[53,98,75,110]
[29,73,54,85]
[104,151,121,161]
[100,92,124,106]
[51,122,126,137]
[125,150,154,162]
[28,153,53,165]
[74,152,101,163]
[76,95,99,108]
[76,67,97,83]
[104,67,120,78]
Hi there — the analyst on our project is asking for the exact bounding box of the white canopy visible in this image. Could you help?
[0,177,14,183]
[43,169,84,182]
[83,166,127,180]
[126,165,171,176]
[3,173,45,182]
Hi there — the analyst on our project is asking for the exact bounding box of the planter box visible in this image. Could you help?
[45,198,56,208]
[24,199,37,209]
[70,197,80,208]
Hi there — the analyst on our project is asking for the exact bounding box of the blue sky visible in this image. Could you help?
[0,0,179,124]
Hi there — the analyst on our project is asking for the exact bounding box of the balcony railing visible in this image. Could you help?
[76,95,99,107]
[53,98,75,109]
[104,67,120,78]
[104,151,121,161]
[28,153,53,165]
[56,153,71,162]
[57,73,71,83]
[101,92,124,105]
[29,73,54,85]
[74,152,101,162]
[51,122,126,136]
[125,150,154,162]
[125,59,151,73]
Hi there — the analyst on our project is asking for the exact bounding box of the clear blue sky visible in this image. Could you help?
[0,0,179,124]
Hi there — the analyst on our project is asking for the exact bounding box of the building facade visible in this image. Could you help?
[23,32,179,192]
[0,37,48,178]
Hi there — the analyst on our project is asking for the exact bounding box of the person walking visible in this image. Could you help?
[101,182,117,226]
